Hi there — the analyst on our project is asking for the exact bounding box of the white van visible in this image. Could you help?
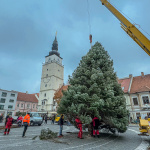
[29,112,43,126]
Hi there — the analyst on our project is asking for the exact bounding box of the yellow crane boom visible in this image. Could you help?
[100,0,150,56]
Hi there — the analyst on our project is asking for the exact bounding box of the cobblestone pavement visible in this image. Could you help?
[0,121,149,150]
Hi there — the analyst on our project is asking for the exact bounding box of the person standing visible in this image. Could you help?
[4,115,13,135]
[59,115,64,137]
[5,114,9,126]
[18,115,23,126]
[51,115,55,124]
[92,117,100,138]
[42,115,44,122]
[22,113,30,137]
[45,115,47,124]
[75,116,83,139]
[0,114,3,123]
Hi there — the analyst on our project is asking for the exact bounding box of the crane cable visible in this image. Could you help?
[87,0,92,48]
[109,0,150,37]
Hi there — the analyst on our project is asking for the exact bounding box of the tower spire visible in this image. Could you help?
[52,32,58,51]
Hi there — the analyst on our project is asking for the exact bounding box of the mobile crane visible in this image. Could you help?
[100,0,150,56]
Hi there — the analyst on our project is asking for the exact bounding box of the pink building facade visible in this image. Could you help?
[15,92,39,115]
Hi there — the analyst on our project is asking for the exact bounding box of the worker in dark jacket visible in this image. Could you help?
[4,115,13,135]
[45,115,47,124]
[92,117,100,137]
[59,115,64,137]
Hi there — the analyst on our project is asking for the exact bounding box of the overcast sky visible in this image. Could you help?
[0,0,150,94]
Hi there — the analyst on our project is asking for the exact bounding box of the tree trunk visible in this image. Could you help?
[88,122,93,136]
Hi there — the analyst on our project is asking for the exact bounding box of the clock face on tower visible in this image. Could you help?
[42,77,51,83]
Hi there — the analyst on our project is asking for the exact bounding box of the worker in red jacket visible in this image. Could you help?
[92,117,100,137]
[75,116,83,139]
[4,115,13,135]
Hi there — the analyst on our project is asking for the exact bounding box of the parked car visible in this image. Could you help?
[29,112,43,126]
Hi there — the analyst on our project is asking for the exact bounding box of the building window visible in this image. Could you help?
[8,105,13,109]
[17,103,19,107]
[27,104,30,108]
[44,93,46,97]
[47,69,48,71]
[45,84,47,87]
[0,105,4,110]
[142,96,149,104]
[9,99,14,103]
[2,92,7,97]
[0,98,5,103]
[21,104,23,108]
[11,93,15,97]
[133,98,138,105]
[46,74,48,77]
[33,104,35,108]
[42,101,45,105]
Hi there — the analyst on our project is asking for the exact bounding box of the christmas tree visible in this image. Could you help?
[57,42,128,133]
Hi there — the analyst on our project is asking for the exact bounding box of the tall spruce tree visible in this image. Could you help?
[57,42,128,133]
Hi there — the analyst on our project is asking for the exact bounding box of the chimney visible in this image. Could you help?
[141,72,144,77]
[26,91,28,94]
[129,74,133,78]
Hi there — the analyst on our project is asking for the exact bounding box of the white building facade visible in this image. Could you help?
[0,89,18,117]
[38,36,64,113]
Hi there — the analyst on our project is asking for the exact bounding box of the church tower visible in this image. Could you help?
[38,35,64,113]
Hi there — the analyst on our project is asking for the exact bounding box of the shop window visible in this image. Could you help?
[136,113,140,119]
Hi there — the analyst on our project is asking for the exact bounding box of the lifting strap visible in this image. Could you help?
[87,0,92,48]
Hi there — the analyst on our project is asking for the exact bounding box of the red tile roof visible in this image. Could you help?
[130,74,150,93]
[17,92,38,103]
[118,78,131,93]
[54,85,69,99]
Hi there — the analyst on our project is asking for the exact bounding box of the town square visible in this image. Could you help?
[0,0,150,149]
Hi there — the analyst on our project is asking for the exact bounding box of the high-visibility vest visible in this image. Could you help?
[23,114,30,124]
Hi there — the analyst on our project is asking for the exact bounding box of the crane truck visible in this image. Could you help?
[100,0,150,56]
